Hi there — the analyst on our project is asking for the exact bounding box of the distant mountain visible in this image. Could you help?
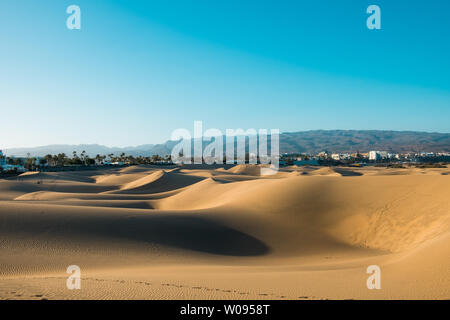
[4,142,176,158]
[4,130,450,157]
[279,130,450,154]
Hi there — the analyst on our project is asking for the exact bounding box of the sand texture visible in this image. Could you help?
[1,165,449,300]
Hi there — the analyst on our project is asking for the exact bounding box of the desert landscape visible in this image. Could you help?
[0,164,449,300]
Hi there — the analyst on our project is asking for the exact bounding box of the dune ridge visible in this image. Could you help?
[1,164,449,299]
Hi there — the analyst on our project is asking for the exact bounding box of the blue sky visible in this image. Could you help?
[1,0,449,148]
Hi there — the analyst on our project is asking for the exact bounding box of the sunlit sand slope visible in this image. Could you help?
[1,164,449,299]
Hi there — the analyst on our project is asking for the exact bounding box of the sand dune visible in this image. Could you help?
[110,170,205,194]
[1,164,449,299]
[306,167,343,176]
[227,164,262,176]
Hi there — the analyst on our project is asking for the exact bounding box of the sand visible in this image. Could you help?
[0,164,449,300]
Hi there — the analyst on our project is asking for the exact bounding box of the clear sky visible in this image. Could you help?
[1,0,449,148]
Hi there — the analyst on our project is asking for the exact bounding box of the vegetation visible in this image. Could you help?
[387,164,406,168]
[39,152,171,168]
[415,163,447,169]
[0,151,173,174]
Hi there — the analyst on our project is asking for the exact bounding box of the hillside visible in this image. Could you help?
[4,130,450,157]
[280,130,450,154]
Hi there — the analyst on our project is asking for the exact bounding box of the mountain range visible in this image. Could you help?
[4,130,450,157]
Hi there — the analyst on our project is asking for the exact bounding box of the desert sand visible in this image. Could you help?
[0,164,449,300]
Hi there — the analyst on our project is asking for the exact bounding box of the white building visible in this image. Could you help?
[1,164,26,173]
[331,153,341,161]
[317,151,329,158]
[331,153,351,161]
[0,151,27,173]
[379,151,389,159]
[369,151,381,161]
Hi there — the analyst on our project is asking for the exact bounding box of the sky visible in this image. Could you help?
[1,0,449,148]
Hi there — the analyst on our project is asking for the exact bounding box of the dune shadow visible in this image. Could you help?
[2,213,270,257]
[333,168,363,176]
[112,215,271,256]
[8,183,117,195]
[116,172,205,194]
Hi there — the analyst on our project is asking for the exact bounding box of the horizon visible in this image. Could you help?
[3,128,450,150]
[1,1,450,148]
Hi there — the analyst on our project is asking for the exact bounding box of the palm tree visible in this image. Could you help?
[44,154,53,166]
[95,154,102,165]
[80,150,87,165]
[52,155,58,166]
[58,153,67,167]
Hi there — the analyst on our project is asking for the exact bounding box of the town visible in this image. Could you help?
[1,149,449,174]
[279,150,450,167]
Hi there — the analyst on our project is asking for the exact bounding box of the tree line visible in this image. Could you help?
[3,151,172,170]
